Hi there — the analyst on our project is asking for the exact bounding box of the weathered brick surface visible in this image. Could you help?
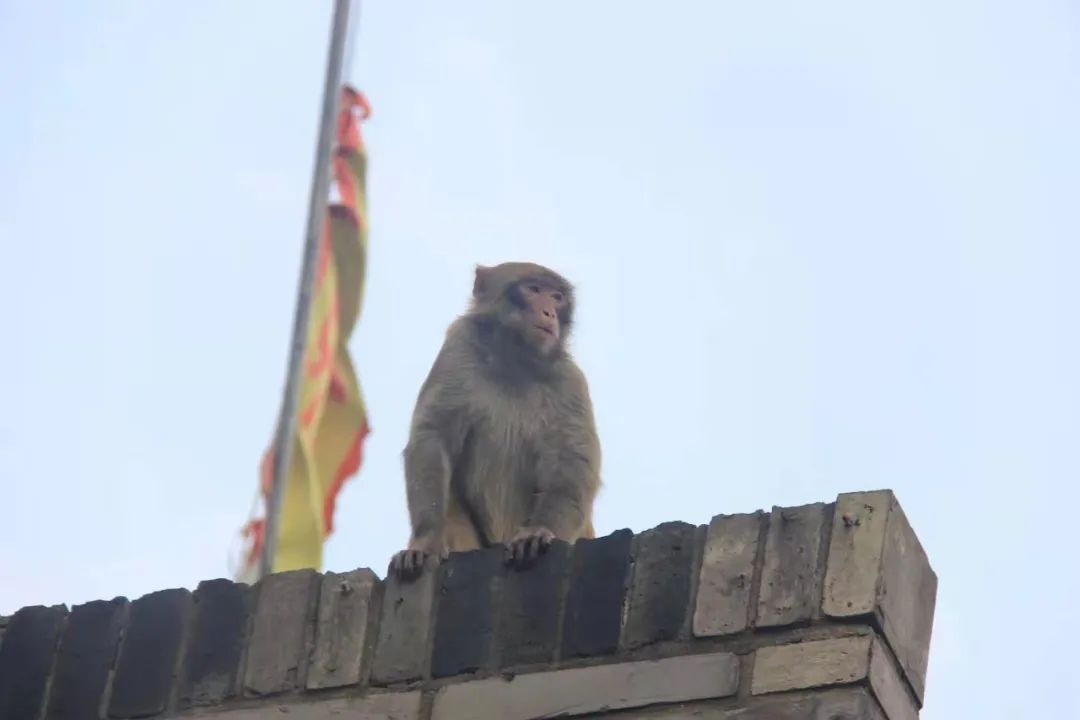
[561,529,634,658]
[824,491,937,702]
[693,512,762,637]
[308,568,383,690]
[431,548,501,678]
[587,688,886,719]
[752,635,872,695]
[498,540,570,667]
[623,521,698,648]
[242,570,319,696]
[178,579,251,708]
[756,503,827,627]
[732,689,885,720]
[46,598,127,720]
[371,558,437,685]
[869,637,918,720]
[432,651,739,720]
[109,589,191,718]
[878,500,936,703]
[0,605,67,720]
[823,492,891,616]
[205,692,422,720]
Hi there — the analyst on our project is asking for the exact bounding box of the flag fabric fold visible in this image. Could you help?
[238,87,372,578]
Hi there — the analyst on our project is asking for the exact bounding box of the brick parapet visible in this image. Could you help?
[0,489,935,720]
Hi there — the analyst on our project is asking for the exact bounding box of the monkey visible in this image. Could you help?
[390,261,601,579]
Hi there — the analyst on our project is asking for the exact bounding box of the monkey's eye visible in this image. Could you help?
[551,292,564,303]
[527,284,541,294]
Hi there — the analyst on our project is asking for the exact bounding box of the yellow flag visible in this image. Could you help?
[239,87,372,576]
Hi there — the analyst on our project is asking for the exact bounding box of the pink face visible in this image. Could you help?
[520,281,567,354]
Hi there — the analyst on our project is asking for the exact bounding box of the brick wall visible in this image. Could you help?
[0,489,936,720]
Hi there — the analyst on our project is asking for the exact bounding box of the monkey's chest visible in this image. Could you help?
[455,410,541,542]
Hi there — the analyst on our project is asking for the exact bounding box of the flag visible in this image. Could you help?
[238,86,372,578]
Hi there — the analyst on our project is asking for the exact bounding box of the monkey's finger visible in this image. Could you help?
[408,550,424,576]
[513,539,528,566]
[513,536,535,566]
[525,535,541,562]
[537,533,552,554]
[505,541,521,566]
[516,539,533,567]
[515,539,527,564]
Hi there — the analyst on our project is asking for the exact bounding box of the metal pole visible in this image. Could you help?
[261,0,356,579]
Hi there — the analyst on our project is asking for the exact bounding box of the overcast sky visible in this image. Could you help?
[2,2,1078,717]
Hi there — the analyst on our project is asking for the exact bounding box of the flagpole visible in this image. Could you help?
[261,0,357,579]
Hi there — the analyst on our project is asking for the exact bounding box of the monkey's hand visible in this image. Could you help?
[505,526,556,569]
[389,537,447,580]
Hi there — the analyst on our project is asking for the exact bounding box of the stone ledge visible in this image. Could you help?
[182,692,422,720]
[431,651,739,720]
[0,490,936,720]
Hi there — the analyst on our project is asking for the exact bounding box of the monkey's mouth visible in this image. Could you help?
[534,325,555,336]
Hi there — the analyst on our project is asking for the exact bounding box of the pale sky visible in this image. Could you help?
[2,2,1078,718]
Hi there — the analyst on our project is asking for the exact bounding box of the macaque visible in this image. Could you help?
[390,262,601,578]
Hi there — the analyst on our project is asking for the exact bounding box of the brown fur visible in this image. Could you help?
[391,262,602,576]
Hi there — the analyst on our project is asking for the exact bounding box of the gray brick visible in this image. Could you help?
[308,569,383,690]
[693,512,762,637]
[0,605,68,720]
[47,599,127,720]
[724,688,885,720]
[179,579,251,708]
[431,548,501,678]
[243,569,320,696]
[823,491,937,702]
[878,499,936,703]
[370,558,437,685]
[560,529,634,659]
[823,492,891,616]
[205,692,422,720]
[498,540,570,667]
[109,589,191,718]
[751,635,872,695]
[756,503,827,627]
[432,651,739,720]
[623,521,698,649]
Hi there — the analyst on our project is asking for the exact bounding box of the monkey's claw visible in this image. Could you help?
[390,549,430,580]
[505,526,555,569]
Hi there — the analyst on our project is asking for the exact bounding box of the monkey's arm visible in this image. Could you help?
[529,366,602,541]
[400,329,474,564]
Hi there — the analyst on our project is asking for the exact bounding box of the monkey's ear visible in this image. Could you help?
[473,265,493,298]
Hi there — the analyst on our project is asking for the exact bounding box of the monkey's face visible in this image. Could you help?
[508,279,568,356]
[472,263,575,359]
